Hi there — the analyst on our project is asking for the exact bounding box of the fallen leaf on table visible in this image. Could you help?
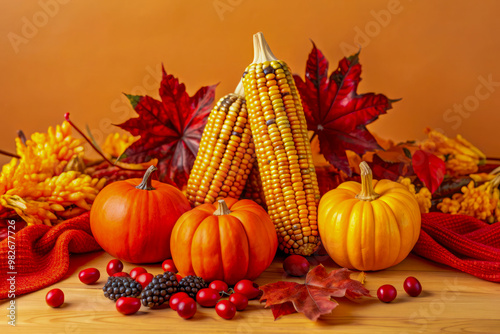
[270,302,297,320]
[259,265,370,321]
[294,44,396,176]
[117,66,216,189]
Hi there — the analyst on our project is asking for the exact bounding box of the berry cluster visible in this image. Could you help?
[46,257,263,319]
[141,272,179,308]
[103,276,143,301]
[171,278,259,320]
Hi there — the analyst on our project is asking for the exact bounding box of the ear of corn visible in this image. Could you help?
[186,81,256,206]
[241,166,267,209]
[242,32,321,256]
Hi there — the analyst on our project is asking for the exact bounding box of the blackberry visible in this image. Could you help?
[141,272,179,308]
[103,276,142,301]
[178,275,207,298]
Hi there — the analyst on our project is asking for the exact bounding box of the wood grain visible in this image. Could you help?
[1,252,499,333]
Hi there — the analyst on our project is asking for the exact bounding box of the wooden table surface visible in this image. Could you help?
[2,251,499,334]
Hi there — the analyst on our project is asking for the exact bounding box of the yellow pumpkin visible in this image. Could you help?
[318,162,421,271]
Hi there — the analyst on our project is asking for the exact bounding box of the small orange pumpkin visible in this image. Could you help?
[170,198,278,285]
[318,162,421,271]
[90,165,191,263]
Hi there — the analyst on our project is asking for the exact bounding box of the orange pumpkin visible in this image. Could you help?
[318,162,421,271]
[90,165,191,263]
[170,198,278,284]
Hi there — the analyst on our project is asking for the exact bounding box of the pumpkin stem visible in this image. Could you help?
[135,165,157,190]
[213,199,232,216]
[355,161,381,201]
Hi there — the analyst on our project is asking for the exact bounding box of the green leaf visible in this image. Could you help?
[403,147,412,159]
[125,94,142,109]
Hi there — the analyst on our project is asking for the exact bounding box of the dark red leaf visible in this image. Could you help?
[412,150,446,193]
[369,150,415,181]
[260,265,370,321]
[270,302,297,320]
[294,45,395,176]
[117,66,216,189]
[315,166,348,196]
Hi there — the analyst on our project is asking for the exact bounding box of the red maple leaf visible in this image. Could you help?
[117,66,216,189]
[412,149,446,193]
[260,265,370,321]
[294,44,396,176]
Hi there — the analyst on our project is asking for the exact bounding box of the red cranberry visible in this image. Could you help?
[177,298,197,319]
[209,280,229,294]
[229,293,248,311]
[404,277,422,297]
[215,300,236,320]
[234,279,260,300]
[283,255,310,277]
[106,259,123,276]
[46,289,64,308]
[196,288,220,307]
[169,292,190,311]
[136,273,154,289]
[129,267,147,280]
[162,259,177,273]
[78,268,100,284]
[116,297,141,315]
[112,272,130,278]
[377,284,397,303]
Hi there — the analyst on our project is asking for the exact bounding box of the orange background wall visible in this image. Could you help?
[1,0,499,166]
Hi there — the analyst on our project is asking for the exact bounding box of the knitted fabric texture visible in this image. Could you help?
[0,212,101,299]
[413,212,500,282]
